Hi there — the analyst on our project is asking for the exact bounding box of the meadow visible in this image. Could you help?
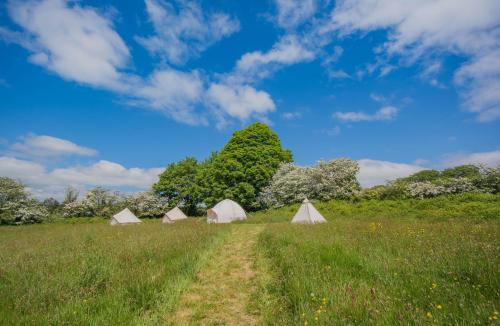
[254,194,500,325]
[0,194,499,325]
[0,220,228,325]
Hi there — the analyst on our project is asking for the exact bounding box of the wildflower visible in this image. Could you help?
[436,304,442,310]
[431,283,437,289]
[304,321,308,325]
[314,317,319,321]
[493,315,498,320]
[494,311,499,315]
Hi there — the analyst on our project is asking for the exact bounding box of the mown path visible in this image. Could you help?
[167,225,265,325]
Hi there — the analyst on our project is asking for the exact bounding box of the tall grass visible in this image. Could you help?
[257,218,500,325]
[0,220,228,325]
[247,193,500,223]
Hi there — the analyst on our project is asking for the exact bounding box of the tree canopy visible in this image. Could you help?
[154,122,292,211]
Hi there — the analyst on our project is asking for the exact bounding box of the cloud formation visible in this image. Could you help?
[334,106,399,122]
[442,149,500,168]
[357,159,423,187]
[327,0,500,122]
[9,134,98,158]
[5,0,131,91]
[136,0,240,64]
[0,156,162,200]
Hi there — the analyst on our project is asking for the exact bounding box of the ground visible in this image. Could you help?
[168,225,264,326]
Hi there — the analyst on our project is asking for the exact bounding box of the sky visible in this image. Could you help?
[1,0,499,200]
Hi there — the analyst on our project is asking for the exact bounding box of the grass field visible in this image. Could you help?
[0,220,228,325]
[0,194,499,325]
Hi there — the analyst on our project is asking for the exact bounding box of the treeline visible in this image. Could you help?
[1,122,499,225]
[361,164,499,200]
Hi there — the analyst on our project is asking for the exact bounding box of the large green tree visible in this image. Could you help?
[197,122,292,209]
[153,157,201,215]
[154,123,292,212]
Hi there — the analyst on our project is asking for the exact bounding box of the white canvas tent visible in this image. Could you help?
[207,199,247,224]
[162,206,188,224]
[110,208,142,225]
[291,198,327,224]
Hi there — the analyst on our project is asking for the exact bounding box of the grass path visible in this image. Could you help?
[167,225,265,325]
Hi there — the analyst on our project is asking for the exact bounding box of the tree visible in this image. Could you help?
[153,157,200,215]
[42,197,61,214]
[63,186,79,204]
[260,158,360,207]
[0,177,47,225]
[441,165,481,179]
[404,169,441,182]
[197,122,292,210]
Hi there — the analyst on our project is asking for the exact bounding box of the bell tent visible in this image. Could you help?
[162,206,188,224]
[110,208,142,225]
[207,199,247,224]
[291,198,327,224]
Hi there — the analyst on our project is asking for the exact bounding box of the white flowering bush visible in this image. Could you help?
[0,177,48,225]
[406,177,476,199]
[260,158,360,207]
[128,192,169,218]
[62,187,125,217]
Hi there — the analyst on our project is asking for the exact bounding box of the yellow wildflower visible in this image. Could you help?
[426,312,432,318]
[436,304,442,310]
[493,315,498,320]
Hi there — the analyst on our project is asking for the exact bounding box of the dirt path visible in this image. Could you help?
[167,224,264,326]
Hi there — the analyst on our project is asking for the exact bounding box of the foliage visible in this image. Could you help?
[245,193,500,223]
[42,197,61,214]
[0,220,228,324]
[260,158,360,207]
[63,186,79,204]
[363,164,499,199]
[153,157,200,216]
[154,123,292,211]
[0,177,48,225]
[128,191,169,218]
[62,187,124,218]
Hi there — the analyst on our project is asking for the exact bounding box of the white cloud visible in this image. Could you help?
[136,0,239,64]
[442,149,500,168]
[357,159,424,187]
[233,35,315,83]
[334,106,399,122]
[274,0,317,29]
[130,68,206,125]
[327,0,500,122]
[9,134,97,158]
[207,83,276,127]
[0,156,162,200]
[282,111,302,120]
[370,93,386,102]
[5,0,131,91]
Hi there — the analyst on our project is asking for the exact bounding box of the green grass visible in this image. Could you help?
[247,193,500,223]
[0,219,229,325]
[256,209,500,324]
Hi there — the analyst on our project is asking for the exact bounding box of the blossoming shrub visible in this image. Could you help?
[128,192,169,218]
[260,158,360,207]
[0,177,48,225]
[62,187,125,218]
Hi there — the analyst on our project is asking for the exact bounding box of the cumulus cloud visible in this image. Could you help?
[130,68,206,125]
[357,159,424,187]
[442,149,500,168]
[334,106,399,122]
[207,83,276,128]
[4,0,132,91]
[136,0,239,64]
[327,0,500,122]
[0,156,162,200]
[9,134,97,158]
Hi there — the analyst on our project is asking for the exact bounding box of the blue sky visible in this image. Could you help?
[1,0,499,199]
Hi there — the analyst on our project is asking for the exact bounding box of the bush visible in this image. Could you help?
[128,192,169,218]
[0,177,48,225]
[260,158,360,207]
